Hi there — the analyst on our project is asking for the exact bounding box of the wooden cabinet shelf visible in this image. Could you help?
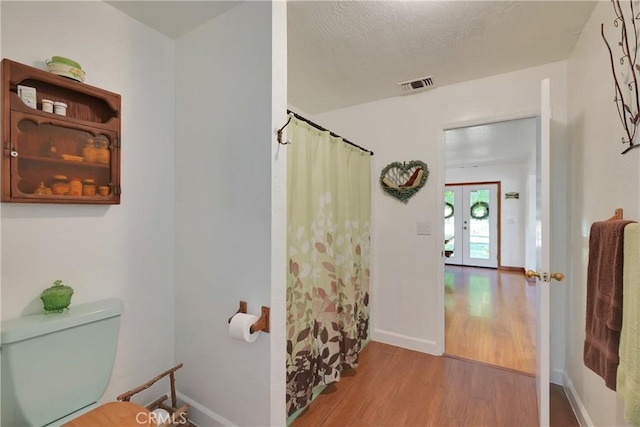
[9,92,119,130]
[2,59,121,204]
[17,155,111,169]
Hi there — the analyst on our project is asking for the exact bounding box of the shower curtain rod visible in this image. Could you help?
[280,110,374,156]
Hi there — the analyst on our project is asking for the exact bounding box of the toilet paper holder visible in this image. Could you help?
[228,301,270,334]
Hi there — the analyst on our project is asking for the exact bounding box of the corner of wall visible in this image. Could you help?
[173,2,279,425]
[373,329,441,355]
[177,393,234,427]
[563,372,594,427]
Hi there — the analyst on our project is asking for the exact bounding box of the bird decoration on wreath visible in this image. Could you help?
[379,160,429,203]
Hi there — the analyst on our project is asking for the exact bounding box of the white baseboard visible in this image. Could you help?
[373,329,441,355]
[176,392,236,427]
[563,372,594,427]
[551,368,564,385]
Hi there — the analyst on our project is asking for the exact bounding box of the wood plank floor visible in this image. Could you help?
[293,342,578,427]
[550,383,580,427]
[445,265,536,374]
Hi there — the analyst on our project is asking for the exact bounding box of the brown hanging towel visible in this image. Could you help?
[583,219,636,390]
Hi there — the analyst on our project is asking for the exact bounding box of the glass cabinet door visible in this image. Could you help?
[9,112,119,203]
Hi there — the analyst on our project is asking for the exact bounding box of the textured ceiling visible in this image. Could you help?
[107,1,596,114]
[445,118,537,169]
[288,1,597,114]
[106,0,593,167]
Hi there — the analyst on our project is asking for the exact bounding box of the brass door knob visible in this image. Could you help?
[526,270,540,279]
[526,270,565,282]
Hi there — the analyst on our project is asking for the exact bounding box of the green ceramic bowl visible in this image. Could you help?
[45,60,86,83]
[50,56,82,70]
[40,280,74,313]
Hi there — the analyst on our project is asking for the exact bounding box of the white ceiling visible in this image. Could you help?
[105,0,594,166]
[106,1,240,39]
[445,118,537,169]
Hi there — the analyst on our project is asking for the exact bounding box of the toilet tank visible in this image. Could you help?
[1,298,123,427]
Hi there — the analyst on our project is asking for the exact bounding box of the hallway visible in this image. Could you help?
[445,266,536,374]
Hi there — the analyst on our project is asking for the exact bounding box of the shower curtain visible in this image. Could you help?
[286,117,371,416]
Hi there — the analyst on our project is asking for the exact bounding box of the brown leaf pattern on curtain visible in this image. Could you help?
[286,216,370,417]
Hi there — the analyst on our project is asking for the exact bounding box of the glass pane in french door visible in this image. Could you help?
[444,190,455,257]
[468,189,490,260]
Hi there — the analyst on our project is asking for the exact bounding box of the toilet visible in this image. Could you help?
[1,298,152,426]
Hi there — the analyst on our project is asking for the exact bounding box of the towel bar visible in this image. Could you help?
[608,208,624,221]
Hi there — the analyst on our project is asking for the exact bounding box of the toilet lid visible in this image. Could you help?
[63,402,155,427]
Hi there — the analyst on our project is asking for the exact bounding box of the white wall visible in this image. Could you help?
[524,149,537,273]
[446,163,527,268]
[313,62,568,375]
[1,1,176,405]
[565,2,640,425]
[0,0,3,328]
[270,1,289,426]
[270,2,288,426]
[174,2,282,425]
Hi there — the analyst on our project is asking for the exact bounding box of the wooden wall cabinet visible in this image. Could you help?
[1,59,121,204]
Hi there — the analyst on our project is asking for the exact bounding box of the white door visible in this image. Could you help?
[528,78,564,427]
[444,183,498,268]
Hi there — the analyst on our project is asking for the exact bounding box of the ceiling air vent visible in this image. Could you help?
[397,75,436,93]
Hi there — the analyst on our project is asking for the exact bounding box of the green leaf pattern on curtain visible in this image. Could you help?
[286,118,371,417]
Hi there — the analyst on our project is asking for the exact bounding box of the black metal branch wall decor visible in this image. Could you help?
[602,0,640,154]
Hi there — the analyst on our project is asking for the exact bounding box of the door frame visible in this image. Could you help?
[436,110,539,357]
[445,181,502,269]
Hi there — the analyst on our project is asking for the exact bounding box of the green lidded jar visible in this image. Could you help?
[40,280,74,313]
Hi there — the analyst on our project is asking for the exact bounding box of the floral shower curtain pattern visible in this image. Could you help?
[286,118,371,416]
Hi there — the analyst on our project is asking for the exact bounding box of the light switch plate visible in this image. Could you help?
[417,221,431,235]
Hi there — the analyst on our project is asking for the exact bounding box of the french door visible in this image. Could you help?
[444,183,499,268]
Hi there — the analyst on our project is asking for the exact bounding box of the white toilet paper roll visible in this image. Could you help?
[229,313,260,342]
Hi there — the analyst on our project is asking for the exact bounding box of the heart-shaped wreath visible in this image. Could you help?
[380,160,429,203]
